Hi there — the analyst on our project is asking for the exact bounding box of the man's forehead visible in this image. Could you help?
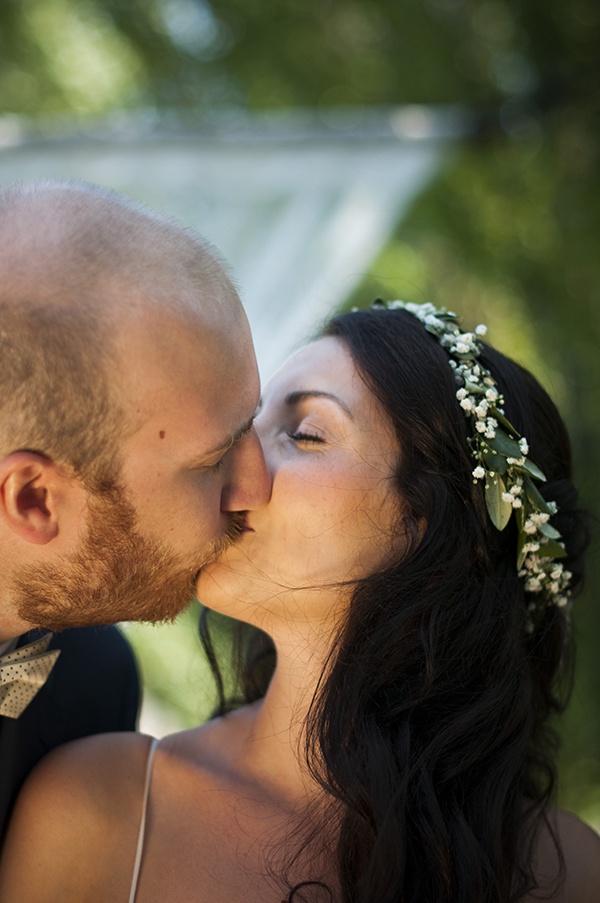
[112,269,240,322]
[115,288,248,359]
[115,300,257,416]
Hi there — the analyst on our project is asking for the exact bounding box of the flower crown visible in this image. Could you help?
[374,300,572,625]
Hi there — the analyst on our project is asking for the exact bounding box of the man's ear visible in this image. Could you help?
[0,452,78,545]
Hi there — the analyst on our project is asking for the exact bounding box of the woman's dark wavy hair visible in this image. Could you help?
[200,307,588,903]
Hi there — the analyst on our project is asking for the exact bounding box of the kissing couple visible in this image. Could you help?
[0,181,597,902]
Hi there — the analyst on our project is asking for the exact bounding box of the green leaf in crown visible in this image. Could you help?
[377,299,573,628]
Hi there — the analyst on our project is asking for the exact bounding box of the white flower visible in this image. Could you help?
[388,298,573,622]
[424,314,445,332]
[530,512,550,526]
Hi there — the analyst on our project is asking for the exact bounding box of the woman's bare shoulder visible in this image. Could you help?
[0,732,154,902]
[15,730,153,820]
[526,807,600,902]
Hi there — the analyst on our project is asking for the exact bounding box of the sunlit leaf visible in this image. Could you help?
[485,474,512,530]
[464,380,485,395]
[539,522,561,540]
[515,458,546,482]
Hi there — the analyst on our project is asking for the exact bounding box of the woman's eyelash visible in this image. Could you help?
[288,430,325,444]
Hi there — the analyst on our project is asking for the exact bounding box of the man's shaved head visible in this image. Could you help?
[0,179,268,632]
[0,179,231,310]
[0,179,236,490]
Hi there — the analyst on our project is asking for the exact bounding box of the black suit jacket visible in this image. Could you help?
[0,625,140,841]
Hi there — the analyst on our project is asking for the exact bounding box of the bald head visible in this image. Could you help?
[0,180,244,489]
[0,179,234,317]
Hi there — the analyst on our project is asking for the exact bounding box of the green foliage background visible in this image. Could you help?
[2,0,598,824]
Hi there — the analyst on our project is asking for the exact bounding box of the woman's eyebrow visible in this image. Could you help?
[284,390,354,419]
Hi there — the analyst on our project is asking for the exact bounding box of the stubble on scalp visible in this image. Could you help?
[0,179,238,490]
[1,180,246,631]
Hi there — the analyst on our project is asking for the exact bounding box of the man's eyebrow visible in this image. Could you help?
[284,390,353,419]
[203,415,255,457]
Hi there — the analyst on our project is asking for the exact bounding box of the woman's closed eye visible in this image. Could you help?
[288,429,325,444]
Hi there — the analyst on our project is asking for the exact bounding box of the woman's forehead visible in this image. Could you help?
[263,337,398,445]
[264,337,355,396]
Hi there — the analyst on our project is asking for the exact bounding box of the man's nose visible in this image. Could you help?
[220,427,271,511]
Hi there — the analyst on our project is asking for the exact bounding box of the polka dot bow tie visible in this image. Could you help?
[0,633,60,719]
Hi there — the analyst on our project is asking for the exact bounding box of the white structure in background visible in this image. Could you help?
[0,107,466,378]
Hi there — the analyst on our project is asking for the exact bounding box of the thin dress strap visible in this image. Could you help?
[129,737,160,903]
